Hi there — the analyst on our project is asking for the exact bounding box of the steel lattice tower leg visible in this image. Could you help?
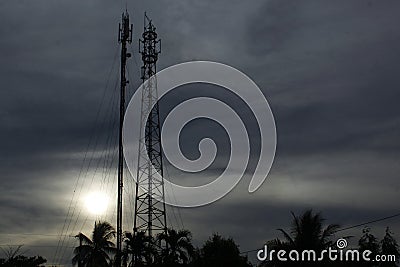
[133,14,167,245]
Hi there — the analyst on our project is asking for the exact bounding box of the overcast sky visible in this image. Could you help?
[1,0,400,266]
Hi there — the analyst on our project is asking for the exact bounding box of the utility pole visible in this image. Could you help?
[116,10,132,267]
[133,13,167,253]
[75,233,83,267]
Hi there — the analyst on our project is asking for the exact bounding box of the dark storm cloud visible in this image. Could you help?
[244,0,400,155]
[1,0,400,265]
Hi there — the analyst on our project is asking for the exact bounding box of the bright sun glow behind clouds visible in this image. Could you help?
[85,192,109,215]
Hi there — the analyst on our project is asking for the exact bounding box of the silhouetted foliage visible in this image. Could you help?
[0,255,47,267]
[378,227,399,267]
[157,228,195,266]
[260,209,340,267]
[278,210,340,251]
[191,234,252,267]
[121,228,195,267]
[260,211,400,267]
[71,215,399,267]
[72,221,116,267]
[358,227,380,267]
[0,245,46,267]
[122,231,156,267]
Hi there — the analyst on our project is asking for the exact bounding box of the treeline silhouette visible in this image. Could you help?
[70,209,400,267]
[0,245,46,267]
[0,209,398,267]
[260,210,399,267]
[72,222,251,267]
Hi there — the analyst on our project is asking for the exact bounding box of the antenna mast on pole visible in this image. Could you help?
[116,10,132,267]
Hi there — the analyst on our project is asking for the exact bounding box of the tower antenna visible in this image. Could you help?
[116,10,133,267]
[133,12,168,262]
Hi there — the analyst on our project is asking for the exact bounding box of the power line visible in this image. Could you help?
[57,69,121,265]
[53,44,120,265]
[336,212,400,232]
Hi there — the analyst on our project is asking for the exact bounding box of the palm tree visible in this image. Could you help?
[277,209,340,251]
[262,210,340,267]
[122,231,156,267]
[157,228,195,266]
[72,221,116,267]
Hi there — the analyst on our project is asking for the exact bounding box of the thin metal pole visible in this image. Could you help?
[116,11,132,267]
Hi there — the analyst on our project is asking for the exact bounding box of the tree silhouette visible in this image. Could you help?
[278,210,340,251]
[72,221,116,267]
[0,255,47,267]
[157,228,195,266]
[0,245,46,267]
[67,213,400,267]
[358,227,380,267]
[261,209,340,267]
[378,227,399,267]
[192,234,251,267]
[122,231,156,267]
